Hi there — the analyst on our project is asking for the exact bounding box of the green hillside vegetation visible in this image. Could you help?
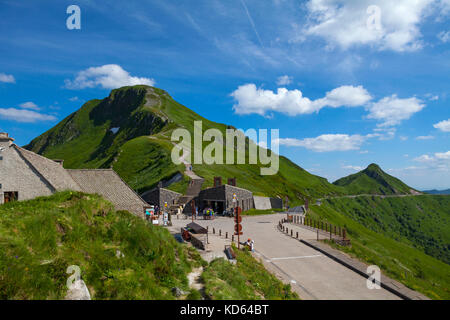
[202,246,298,300]
[0,191,204,299]
[324,195,450,264]
[308,196,450,300]
[25,85,343,203]
[333,164,418,195]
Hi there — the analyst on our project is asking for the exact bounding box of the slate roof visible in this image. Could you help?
[13,145,82,192]
[287,206,306,214]
[68,169,147,217]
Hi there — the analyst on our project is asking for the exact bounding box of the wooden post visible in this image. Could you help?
[330,225,332,240]
[232,235,234,242]
[296,232,299,239]
[213,228,215,234]
[291,229,293,236]
[226,232,228,239]
[334,226,337,235]
[219,229,221,236]
[317,230,319,241]
[343,229,346,240]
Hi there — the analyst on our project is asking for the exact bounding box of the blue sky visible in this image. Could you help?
[0,0,449,189]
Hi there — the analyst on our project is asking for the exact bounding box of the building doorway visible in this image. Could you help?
[4,191,18,203]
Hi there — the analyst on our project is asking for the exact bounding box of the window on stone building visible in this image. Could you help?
[4,191,18,203]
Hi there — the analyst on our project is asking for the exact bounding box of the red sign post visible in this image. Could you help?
[234,206,242,249]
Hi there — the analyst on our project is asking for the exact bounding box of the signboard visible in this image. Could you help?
[234,206,243,247]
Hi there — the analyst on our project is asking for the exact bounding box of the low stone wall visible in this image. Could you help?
[141,187,181,208]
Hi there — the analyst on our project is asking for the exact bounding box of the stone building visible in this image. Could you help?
[198,183,254,213]
[0,132,147,217]
[141,187,181,208]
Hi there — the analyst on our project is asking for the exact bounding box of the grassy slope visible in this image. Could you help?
[202,246,298,300]
[324,195,450,264]
[25,85,343,202]
[308,196,450,300]
[333,164,416,195]
[0,192,204,299]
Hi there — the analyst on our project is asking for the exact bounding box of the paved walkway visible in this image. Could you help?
[171,214,401,300]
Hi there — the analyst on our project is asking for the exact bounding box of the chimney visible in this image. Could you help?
[0,132,14,146]
[213,176,222,187]
[53,159,64,166]
[227,177,236,187]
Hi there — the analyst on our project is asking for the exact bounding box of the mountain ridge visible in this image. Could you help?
[24,85,344,203]
[333,163,420,195]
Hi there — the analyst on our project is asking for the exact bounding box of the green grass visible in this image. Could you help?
[333,164,417,195]
[0,192,203,299]
[201,245,298,300]
[242,208,283,216]
[323,195,450,264]
[308,196,450,300]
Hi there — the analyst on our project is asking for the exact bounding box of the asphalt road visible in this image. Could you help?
[172,214,401,300]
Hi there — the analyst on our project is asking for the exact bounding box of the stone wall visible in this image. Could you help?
[253,196,272,210]
[0,141,54,204]
[198,184,254,211]
[141,187,181,208]
[270,197,283,209]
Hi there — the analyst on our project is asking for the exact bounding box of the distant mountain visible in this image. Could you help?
[423,189,450,195]
[25,85,342,202]
[333,163,420,195]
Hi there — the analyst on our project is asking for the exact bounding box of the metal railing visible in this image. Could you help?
[278,215,350,246]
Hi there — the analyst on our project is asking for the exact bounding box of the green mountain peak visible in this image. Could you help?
[333,163,418,195]
[24,85,343,203]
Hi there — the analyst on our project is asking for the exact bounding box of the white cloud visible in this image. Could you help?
[276,75,293,86]
[231,84,371,116]
[69,96,79,102]
[434,119,450,132]
[303,0,434,52]
[426,94,439,101]
[0,108,57,123]
[414,151,450,171]
[65,64,155,90]
[438,30,450,42]
[0,73,15,83]
[416,135,435,140]
[231,84,314,116]
[366,95,425,127]
[19,102,40,111]
[313,85,372,109]
[276,134,365,152]
[436,151,450,160]
[343,165,364,171]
